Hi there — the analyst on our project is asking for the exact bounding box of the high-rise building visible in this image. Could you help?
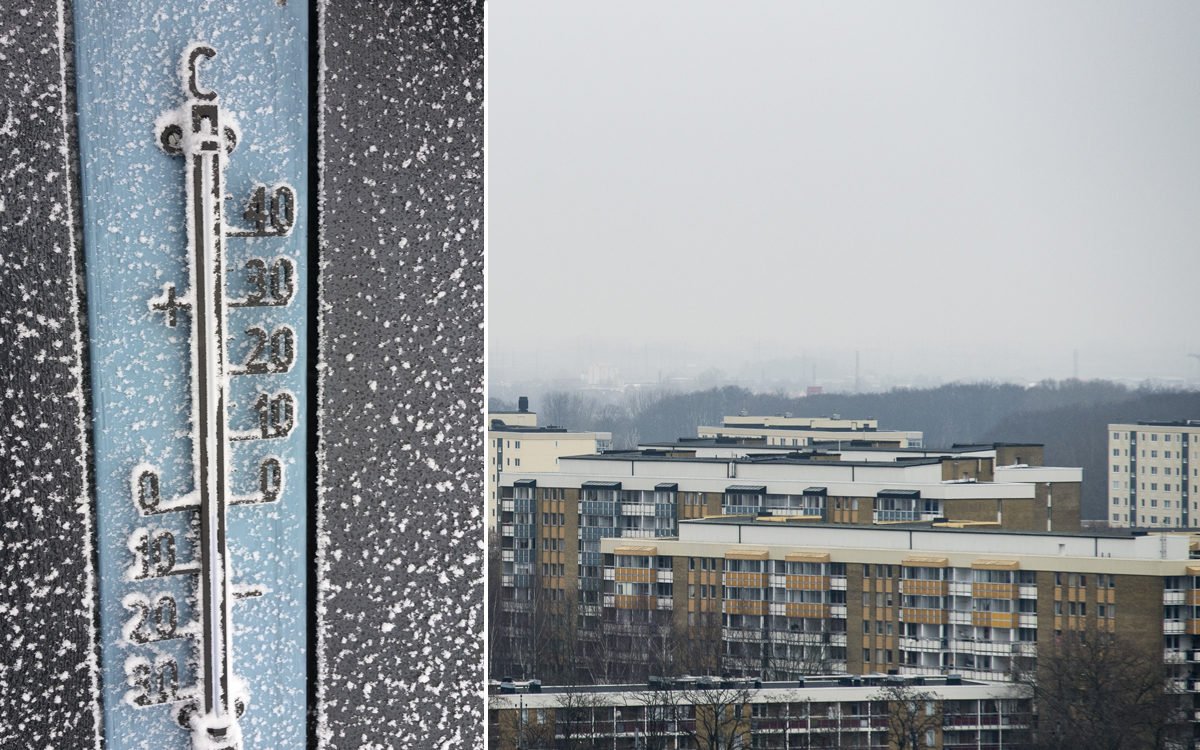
[1108,420,1200,528]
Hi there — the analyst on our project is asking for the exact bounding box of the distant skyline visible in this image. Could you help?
[489,2,1200,389]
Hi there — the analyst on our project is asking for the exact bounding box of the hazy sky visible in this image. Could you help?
[489,2,1200,387]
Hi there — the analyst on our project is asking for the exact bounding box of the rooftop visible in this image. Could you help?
[682,515,1148,539]
[488,673,992,697]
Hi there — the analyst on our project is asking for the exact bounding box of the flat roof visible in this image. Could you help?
[643,439,1041,455]
[568,450,946,469]
[680,515,1148,539]
[488,674,993,697]
[707,424,889,433]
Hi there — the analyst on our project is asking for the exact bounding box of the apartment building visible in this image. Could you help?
[488,675,1030,750]
[494,448,1084,679]
[488,396,612,532]
[598,519,1193,685]
[698,414,924,449]
[1109,420,1200,529]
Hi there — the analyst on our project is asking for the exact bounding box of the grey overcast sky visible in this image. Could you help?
[489,2,1200,388]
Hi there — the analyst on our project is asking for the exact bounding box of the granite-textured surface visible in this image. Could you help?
[315,1,484,747]
[0,1,101,747]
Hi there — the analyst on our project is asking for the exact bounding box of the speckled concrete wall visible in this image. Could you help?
[315,2,483,747]
[0,1,101,748]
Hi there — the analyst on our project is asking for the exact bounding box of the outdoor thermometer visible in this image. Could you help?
[73,5,310,748]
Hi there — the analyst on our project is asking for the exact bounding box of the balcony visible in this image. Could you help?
[831,604,848,619]
[726,572,769,588]
[501,524,514,538]
[1018,585,1037,599]
[1164,591,1186,605]
[614,567,655,583]
[972,582,1017,600]
[900,637,943,652]
[1018,614,1038,629]
[901,608,948,625]
[721,627,764,643]
[949,582,972,597]
[831,576,848,591]
[657,570,673,583]
[725,599,769,616]
[784,602,830,619]
[785,574,830,591]
[972,611,1017,629]
[1165,620,1186,635]
[1165,649,1187,664]
[900,579,948,597]
[500,499,514,512]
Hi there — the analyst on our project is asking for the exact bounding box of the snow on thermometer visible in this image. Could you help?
[73,7,309,746]
[126,44,290,747]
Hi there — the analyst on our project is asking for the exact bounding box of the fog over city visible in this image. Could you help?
[489,2,1200,400]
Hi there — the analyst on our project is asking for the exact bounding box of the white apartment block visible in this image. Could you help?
[487,397,612,533]
[1109,420,1200,528]
[699,414,923,449]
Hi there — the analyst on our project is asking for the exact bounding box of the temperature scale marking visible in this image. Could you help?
[117,44,299,749]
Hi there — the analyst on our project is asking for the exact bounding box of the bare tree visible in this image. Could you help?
[672,683,754,750]
[671,614,725,677]
[764,623,836,681]
[1012,628,1189,750]
[871,683,941,750]
[632,683,682,750]
[552,687,606,750]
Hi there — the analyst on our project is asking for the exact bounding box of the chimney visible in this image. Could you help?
[518,396,529,413]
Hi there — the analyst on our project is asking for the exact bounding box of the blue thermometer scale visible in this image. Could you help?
[73,6,310,746]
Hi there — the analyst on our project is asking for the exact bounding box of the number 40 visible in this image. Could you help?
[242,184,295,235]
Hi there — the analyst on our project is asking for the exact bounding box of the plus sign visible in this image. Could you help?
[150,283,187,327]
